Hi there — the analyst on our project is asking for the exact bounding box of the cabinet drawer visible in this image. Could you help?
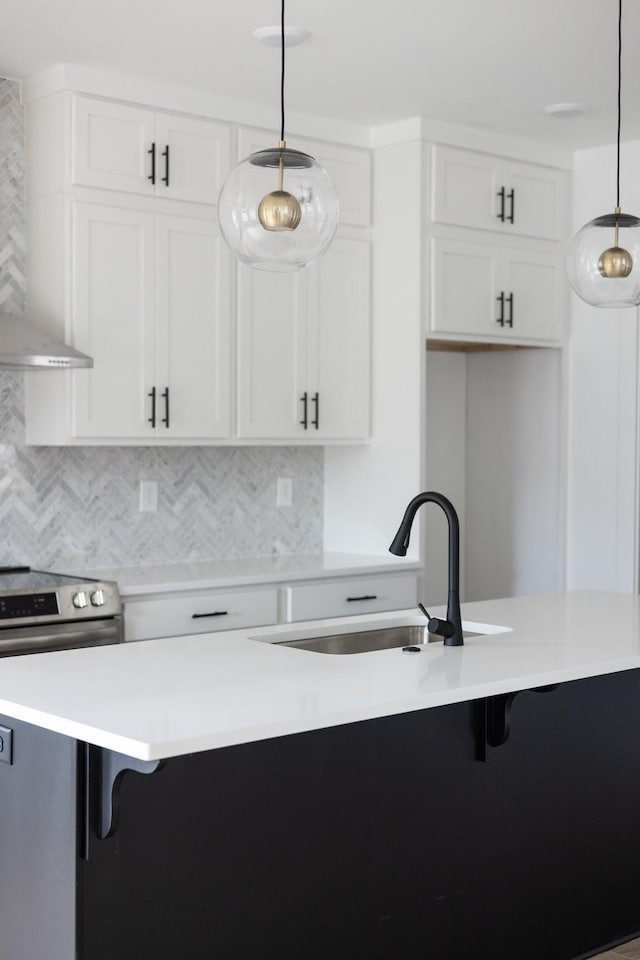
[124,588,278,641]
[284,575,417,623]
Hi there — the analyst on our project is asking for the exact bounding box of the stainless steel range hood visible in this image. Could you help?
[0,312,92,370]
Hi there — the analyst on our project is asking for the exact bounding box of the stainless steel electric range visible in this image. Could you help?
[0,566,122,656]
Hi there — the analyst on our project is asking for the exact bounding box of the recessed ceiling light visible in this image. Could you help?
[253,25,310,47]
[544,102,589,119]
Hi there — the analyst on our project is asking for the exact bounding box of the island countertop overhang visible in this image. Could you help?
[0,590,637,761]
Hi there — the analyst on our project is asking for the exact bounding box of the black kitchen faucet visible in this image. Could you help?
[389,491,464,646]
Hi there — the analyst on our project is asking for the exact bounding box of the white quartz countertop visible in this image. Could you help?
[69,551,422,597]
[0,591,637,761]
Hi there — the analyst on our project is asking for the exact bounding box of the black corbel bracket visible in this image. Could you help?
[479,685,559,762]
[90,745,162,841]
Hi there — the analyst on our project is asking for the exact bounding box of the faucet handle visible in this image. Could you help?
[427,617,456,640]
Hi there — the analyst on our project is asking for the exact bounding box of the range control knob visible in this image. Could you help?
[90,589,106,607]
[72,591,88,609]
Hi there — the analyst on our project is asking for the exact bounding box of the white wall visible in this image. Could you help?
[426,348,563,604]
[324,139,425,559]
[424,351,466,605]
[566,142,640,592]
[465,349,563,600]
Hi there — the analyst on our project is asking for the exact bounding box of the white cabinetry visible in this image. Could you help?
[235,127,371,442]
[71,96,231,204]
[26,95,372,446]
[431,144,567,241]
[427,143,568,345]
[431,237,563,342]
[125,587,279,642]
[284,574,417,622]
[71,203,231,440]
[237,235,370,441]
[123,571,417,641]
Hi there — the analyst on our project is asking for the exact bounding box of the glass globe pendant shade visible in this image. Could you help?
[566,211,640,307]
[217,145,339,273]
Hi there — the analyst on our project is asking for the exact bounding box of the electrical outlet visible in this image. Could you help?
[139,480,158,512]
[276,477,293,507]
[0,725,13,765]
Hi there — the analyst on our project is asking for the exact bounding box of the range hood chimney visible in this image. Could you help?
[0,312,92,370]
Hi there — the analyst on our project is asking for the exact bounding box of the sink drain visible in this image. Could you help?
[402,645,422,654]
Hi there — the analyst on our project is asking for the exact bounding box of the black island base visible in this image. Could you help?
[2,669,640,960]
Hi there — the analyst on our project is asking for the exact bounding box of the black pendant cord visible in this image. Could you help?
[280,0,286,142]
[616,0,622,209]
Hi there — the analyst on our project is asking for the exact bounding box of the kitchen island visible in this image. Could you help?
[1,591,640,960]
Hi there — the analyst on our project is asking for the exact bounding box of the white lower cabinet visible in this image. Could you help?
[430,237,564,343]
[284,575,418,623]
[123,573,418,641]
[124,587,279,642]
[237,234,370,441]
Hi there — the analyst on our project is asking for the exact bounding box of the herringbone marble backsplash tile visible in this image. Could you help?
[0,78,324,570]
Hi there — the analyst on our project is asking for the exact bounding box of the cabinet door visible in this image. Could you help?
[155,215,232,439]
[236,266,309,439]
[503,250,564,341]
[431,145,502,232]
[430,237,500,337]
[72,97,156,196]
[155,114,231,205]
[72,203,156,439]
[308,237,370,440]
[504,160,566,241]
[431,145,567,241]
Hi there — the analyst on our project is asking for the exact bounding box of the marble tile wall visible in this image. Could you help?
[0,78,323,569]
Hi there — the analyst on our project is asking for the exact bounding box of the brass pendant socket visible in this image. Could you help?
[598,245,634,278]
[258,190,302,231]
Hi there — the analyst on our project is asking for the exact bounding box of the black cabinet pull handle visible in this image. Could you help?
[506,292,514,328]
[311,392,319,429]
[192,611,228,619]
[161,145,170,186]
[497,186,505,222]
[147,386,156,428]
[148,142,156,185]
[300,392,308,430]
[496,291,505,327]
[161,387,170,428]
[346,594,378,602]
[507,188,515,224]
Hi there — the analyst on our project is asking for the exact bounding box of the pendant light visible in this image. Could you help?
[567,0,640,307]
[218,0,339,273]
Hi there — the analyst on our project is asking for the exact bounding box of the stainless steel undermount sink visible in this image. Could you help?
[277,625,482,655]
[253,618,511,655]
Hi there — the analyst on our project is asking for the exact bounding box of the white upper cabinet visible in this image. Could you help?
[237,235,370,442]
[237,128,371,227]
[155,214,231,439]
[26,200,232,444]
[72,203,231,441]
[430,144,567,241]
[430,237,564,343]
[72,96,231,204]
[25,96,371,446]
[309,237,370,439]
[72,203,157,439]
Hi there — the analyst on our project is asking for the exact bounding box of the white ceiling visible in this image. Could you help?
[2,0,640,151]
